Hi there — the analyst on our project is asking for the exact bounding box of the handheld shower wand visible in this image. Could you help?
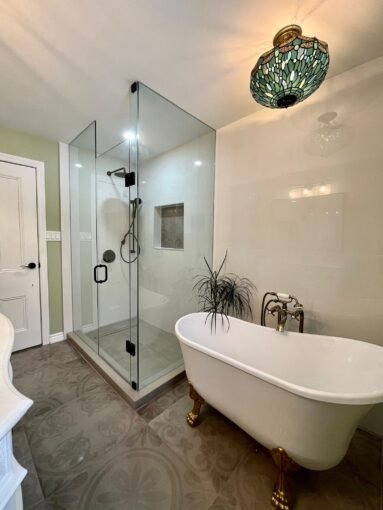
[120,198,142,264]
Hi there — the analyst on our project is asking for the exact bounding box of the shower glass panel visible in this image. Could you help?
[136,83,215,388]
[69,122,98,350]
[69,84,215,393]
[95,137,138,385]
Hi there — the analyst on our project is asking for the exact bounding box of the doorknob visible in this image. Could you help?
[21,262,37,269]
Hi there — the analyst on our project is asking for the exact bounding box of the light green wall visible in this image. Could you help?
[46,242,63,334]
[0,125,63,334]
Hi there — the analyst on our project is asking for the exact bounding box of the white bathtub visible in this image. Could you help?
[175,312,383,470]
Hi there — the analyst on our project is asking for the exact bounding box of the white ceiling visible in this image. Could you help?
[1,0,383,152]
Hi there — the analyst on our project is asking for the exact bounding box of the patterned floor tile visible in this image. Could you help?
[149,394,254,491]
[209,439,381,510]
[208,443,276,509]
[294,464,381,509]
[11,341,80,379]
[13,357,108,421]
[11,342,383,510]
[12,424,45,510]
[138,377,188,422]
[24,384,145,497]
[33,427,218,510]
[340,429,382,488]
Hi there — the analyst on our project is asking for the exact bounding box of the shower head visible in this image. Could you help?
[130,197,142,206]
[107,167,126,178]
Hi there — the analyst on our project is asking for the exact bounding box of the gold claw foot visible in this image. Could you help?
[186,411,200,427]
[271,448,300,510]
[186,383,204,428]
[271,486,291,510]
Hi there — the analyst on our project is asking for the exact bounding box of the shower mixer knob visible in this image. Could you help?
[102,250,116,263]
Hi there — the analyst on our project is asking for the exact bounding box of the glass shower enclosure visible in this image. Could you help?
[69,83,215,391]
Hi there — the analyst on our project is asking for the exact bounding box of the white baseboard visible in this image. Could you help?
[49,332,65,344]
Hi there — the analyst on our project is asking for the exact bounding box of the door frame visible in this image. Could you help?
[0,151,50,346]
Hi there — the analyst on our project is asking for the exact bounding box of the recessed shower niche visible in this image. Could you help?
[154,203,184,250]
[68,82,215,401]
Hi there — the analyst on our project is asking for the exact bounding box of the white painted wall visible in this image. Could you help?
[215,56,383,435]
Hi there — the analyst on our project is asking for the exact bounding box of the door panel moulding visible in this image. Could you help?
[0,151,49,346]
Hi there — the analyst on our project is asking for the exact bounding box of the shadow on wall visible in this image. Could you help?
[304,112,354,158]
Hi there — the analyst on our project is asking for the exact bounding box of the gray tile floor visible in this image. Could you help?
[11,341,383,510]
[83,319,183,387]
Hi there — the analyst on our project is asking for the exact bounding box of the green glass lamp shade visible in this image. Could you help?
[250,25,329,108]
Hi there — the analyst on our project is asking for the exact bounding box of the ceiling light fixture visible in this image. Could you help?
[250,25,329,109]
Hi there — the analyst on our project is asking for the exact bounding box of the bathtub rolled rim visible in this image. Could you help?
[175,313,383,406]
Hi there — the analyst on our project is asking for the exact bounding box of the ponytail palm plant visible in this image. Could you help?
[194,252,255,332]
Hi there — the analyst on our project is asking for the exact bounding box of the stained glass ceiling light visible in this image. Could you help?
[250,25,329,108]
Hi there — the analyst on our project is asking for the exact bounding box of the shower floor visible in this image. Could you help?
[78,319,183,388]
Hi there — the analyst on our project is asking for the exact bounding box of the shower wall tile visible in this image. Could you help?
[138,131,215,338]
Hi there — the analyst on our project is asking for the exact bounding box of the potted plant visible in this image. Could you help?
[194,251,255,332]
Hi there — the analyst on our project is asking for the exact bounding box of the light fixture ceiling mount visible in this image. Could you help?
[250,24,329,109]
[272,24,302,47]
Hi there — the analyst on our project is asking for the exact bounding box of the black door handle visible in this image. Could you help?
[21,262,37,269]
[93,264,108,284]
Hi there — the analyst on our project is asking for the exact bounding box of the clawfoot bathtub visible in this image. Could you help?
[175,312,383,509]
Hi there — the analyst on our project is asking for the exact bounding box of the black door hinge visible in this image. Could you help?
[125,171,136,188]
[126,340,136,356]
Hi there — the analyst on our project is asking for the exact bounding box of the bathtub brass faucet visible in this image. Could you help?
[270,304,288,332]
[261,292,304,333]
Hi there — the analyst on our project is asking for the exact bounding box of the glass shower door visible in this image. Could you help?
[94,131,139,388]
[70,119,138,388]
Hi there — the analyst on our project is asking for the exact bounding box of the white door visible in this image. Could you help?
[0,160,42,351]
